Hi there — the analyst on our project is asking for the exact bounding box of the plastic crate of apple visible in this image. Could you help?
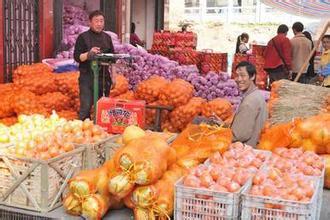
[0,112,108,160]
[183,142,269,193]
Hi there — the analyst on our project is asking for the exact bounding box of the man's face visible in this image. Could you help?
[235,66,254,92]
[90,15,104,33]
[322,37,330,51]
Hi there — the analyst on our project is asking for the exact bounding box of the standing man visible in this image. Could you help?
[264,24,292,87]
[231,61,268,147]
[290,22,312,83]
[74,10,114,120]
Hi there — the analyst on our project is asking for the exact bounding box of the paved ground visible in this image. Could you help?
[1,190,329,219]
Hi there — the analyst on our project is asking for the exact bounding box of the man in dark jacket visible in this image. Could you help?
[264,24,292,86]
[74,10,114,120]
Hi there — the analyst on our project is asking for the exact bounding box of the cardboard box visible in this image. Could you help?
[96,97,145,134]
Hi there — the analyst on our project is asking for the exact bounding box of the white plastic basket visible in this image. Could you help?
[175,177,250,220]
[174,149,272,220]
[241,175,320,220]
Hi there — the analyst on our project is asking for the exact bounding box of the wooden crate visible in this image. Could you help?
[0,147,84,213]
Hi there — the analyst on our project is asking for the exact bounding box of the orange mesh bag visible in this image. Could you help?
[201,98,233,121]
[57,110,78,120]
[169,97,206,132]
[12,63,53,82]
[145,101,169,127]
[294,113,330,153]
[0,117,18,126]
[135,76,169,103]
[12,89,49,116]
[81,193,111,220]
[14,71,57,95]
[68,160,116,199]
[0,86,15,118]
[131,165,187,219]
[172,124,232,168]
[158,79,194,107]
[114,90,135,100]
[63,193,82,216]
[54,72,79,110]
[109,74,129,97]
[109,136,175,199]
[257,122,293,151]
[39,92,72,112]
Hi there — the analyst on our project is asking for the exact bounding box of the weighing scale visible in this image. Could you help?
[90,53,133,121]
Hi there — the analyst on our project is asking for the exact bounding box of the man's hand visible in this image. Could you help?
[87,47,101,60]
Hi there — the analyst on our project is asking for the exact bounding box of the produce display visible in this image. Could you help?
[134,75,169,103]
[130,164,187,219]
[247,148,324,205]
[64,124,233,219]
[0,112,108,159]
[109,74,129,97]
[269,148,324,177]
[64,160,123,218]
[172,123,233,168]
[182,142,268,193]
[201,98,233,120]
[108,135,176,198]
[249,168,316,203]
[166,97,206,132]
[0,64,79,124]
[151,31,197,50]
[258,113,330,153]
[158,79,194,107]
[231,45,268,90]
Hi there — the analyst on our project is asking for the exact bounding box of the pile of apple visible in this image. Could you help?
[0,112,109,160]
[183,142,268,193]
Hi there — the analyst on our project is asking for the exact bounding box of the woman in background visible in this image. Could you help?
[235,33,249,54]
[130,22,144,47]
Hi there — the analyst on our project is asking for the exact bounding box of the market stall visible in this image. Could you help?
[0,1,330,220]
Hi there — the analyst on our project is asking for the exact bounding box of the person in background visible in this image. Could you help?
[302,31,316,82]
[181,24,189,32]
[231,61,268,147]
[235,33,249,54]
[74,10,115,120]
[130,22,144,47]
[290,22,312,83]
[263,24,292,86]
[319,34,330,87]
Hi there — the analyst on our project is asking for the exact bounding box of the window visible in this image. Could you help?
[206,0,227,7]
[185,0,200,8]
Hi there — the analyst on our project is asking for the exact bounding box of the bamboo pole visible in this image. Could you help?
[294,21,330,82]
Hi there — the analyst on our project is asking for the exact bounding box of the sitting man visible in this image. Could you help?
[231,61,268,147]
